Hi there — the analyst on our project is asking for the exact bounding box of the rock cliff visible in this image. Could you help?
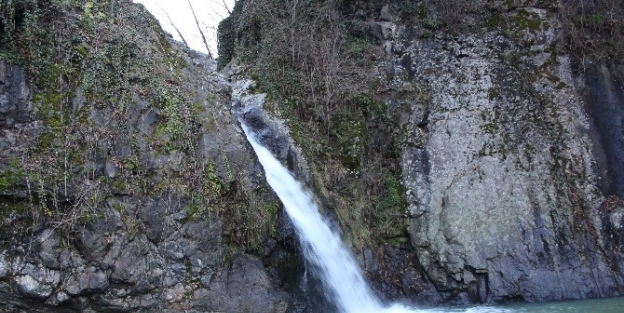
[218,0,624,306]
[0,1,292,312]
[0,0,623,312]
[370,2,624,303]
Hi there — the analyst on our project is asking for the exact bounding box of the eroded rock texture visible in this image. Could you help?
[371,5,624,303]
[0,62,289,313]
[0,1,290,312]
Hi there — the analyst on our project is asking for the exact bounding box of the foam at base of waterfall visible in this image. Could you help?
[383,304,514,313]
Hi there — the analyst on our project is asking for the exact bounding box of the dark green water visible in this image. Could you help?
[422,296,624,313]
[500,296,624,313]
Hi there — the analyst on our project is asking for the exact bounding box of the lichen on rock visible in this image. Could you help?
[0,0,290,312]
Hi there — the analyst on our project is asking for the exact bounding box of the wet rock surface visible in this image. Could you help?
[583,65,624,198]
[365,243,442,304]
[230,74,312,183]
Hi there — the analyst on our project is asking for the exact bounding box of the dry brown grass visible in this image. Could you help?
[559,0,624,69]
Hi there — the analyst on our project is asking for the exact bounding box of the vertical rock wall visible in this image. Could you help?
[0,1,292,312]
[0,58,290,313]
[371,4,624,303]
[3,0,624,311]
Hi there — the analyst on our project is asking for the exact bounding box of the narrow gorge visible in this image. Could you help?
[0,0,623,312]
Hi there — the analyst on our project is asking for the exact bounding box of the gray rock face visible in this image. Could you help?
[0,62,32,123]
[365,243,442,304]
[0,62,42,161]
[14,265,61,300]
[0,33,290,313]
[192,254,290,313]
[64,267,109,296]
[37,229,61,269]
[2,1,624,311]
[0,255,8,279]
[583,65,624,198]
[373,7,624,303]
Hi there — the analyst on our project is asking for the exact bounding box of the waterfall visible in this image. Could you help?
[241,123,382,313]
[241,122,426,313]
[239,117,599,313]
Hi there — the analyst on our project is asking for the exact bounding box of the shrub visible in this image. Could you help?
[559,0,624,68]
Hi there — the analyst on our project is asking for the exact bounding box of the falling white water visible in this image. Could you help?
[240,123,624,313]
[241,123,383,313]
[240,122,518,313]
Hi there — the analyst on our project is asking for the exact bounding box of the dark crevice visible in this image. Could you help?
[584,66,624,197]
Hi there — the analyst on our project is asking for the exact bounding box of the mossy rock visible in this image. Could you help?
[331,111,367,170]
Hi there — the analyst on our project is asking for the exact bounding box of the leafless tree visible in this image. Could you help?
[156,3,191,50]
[187,0,213,58]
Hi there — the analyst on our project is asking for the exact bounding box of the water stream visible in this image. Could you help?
[241,123,386,313]
[241,122,624,313]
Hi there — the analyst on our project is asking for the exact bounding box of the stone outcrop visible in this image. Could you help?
[371,4,624,303]
[192,254,290,313]
[0,59,290,313]
[229,74,311,183]
[0,1,291,312]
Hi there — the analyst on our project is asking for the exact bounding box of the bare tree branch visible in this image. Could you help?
[204,0,227,20]
[156,3,190,50]
[205,0,232,16]
[187,0,214,58]
[221,0,232,14]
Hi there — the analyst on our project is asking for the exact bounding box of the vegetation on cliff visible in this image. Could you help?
[219,0,410,251]
[0,0,620,308]
[0,1,301,311]
[217,0,624,302]
[0,0,276,253]
[217,0,624,248]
